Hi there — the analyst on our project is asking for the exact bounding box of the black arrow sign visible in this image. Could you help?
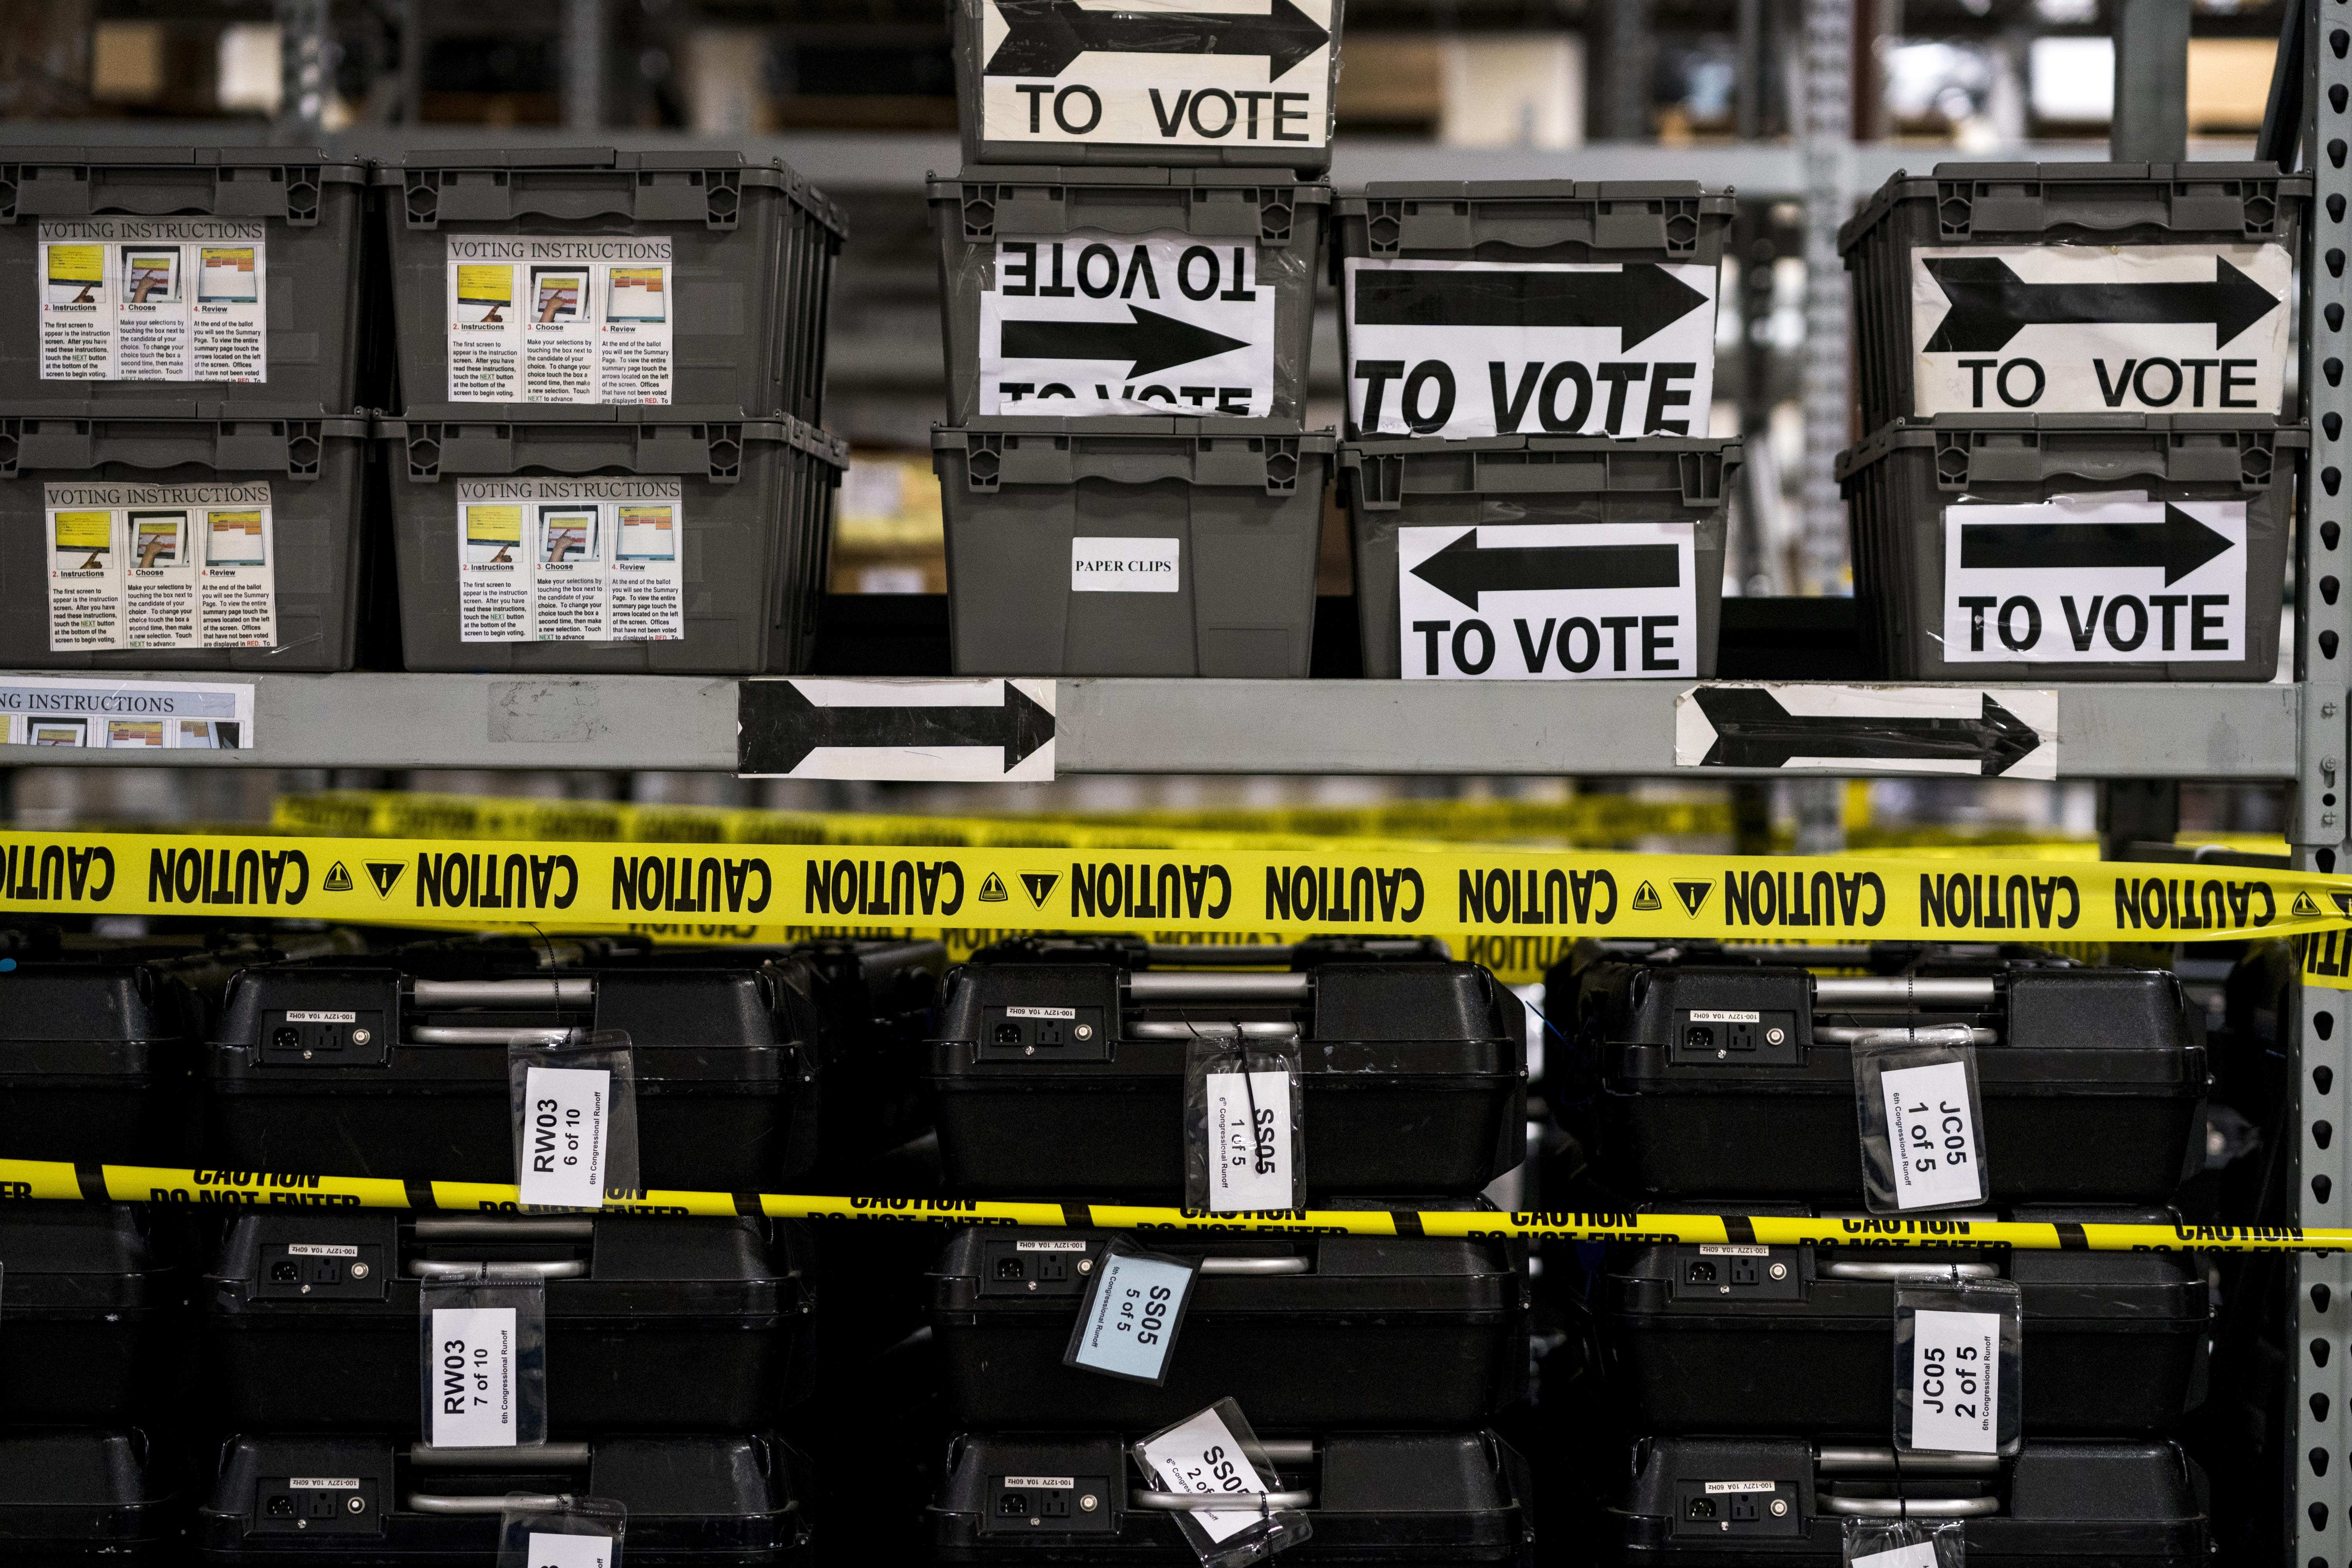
[1921,256,2282,354]
[985,0,1331,80]
[1410,529,1681,611]
[1000,305,1250,377]
[1958,503,2234,586]
[738,681,1056,775]
[1352,263,1708,353]
[1692,688,2043,777]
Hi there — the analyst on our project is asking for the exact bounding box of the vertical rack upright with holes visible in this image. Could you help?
[2300,0,2352,1551]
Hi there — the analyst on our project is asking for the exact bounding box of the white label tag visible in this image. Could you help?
[1909,1307,2001,1453]
[1703,1481,1777,1494]
[975,0,1335,153]
[1205,1068,1293,1212]
[517,1065,610,1209]
[40,220,267,383]
[457,477,683,644]
[287,1245,358,1258]
[1396,522,1698,680]
[1006,1476,1074,1489]
[1007,1006,1078,1020]
[288,1011,357,1024]
[429,1306,519,1448]
[446,236,673,404]
[978,231,1276,417]
[289,1478,360,1490]
[1018,1239,1089,1252]
[45,483,277,653]
[525,1533,613,1568]
[1343,258,1719,438]
[1854,1545,1940,1568]
[1939,495,2247,664]
[1691,1009,1760,1023]
[1071,535,1181,593]
[1136,1406,1274,1545]
[1880,1060,1986,1210]
[1070,1250,1194,1381]
[1698,1245,1768,1258]
[1908,243,2291,417]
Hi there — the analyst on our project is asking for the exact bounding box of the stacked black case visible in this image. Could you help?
[1545,940,2216,1562]
[191,932,943,1568]
[920,938,1537,1565]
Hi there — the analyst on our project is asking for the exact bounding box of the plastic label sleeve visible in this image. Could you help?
[46,483,277,653]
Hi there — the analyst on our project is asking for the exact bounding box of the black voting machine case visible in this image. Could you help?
[923,938,1528,1197]
[1616,1437,2210,1566]
[933,1431,1535,1566]
[1595,1205,2210,1435]
[202,934,944,1189]
[203,1212,813,1434]
[198,1434,812,1566]
[1550,941,2209,1202]
[929,1208,1528,1431]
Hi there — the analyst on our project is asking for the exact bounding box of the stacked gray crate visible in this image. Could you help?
[0,147,373,671]
[1331,183,1743,679]
[931,1,1344,676]
[371,149,848,674]
[1836,163,2309,681]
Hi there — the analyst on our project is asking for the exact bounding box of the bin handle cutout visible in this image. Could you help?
[1129,973,1310,1002]
[413,1218,594,1241]
[1817,1446,2000,1475]
[1812,977,1996,1006]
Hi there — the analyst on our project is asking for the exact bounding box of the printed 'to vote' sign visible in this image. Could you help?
[975,0,1337,154]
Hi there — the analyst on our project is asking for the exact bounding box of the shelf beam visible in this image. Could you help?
[0,675,2301,779]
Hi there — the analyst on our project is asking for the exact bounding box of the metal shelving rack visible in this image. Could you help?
[0,17,2345,1544]
[2296,0,2351,1545]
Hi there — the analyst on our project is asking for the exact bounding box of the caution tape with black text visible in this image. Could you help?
[0,1158,2323,1253]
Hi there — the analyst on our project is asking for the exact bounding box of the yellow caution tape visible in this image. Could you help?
[0,1158,2321,1252]
[269,789,2108,858]
[4,828,2349,948]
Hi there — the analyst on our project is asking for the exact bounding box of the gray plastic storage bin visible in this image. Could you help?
[0,401,368,672]
[949,0,1343,171]
[1839,162,2310,432]
[379,405,844,674]
[1332,182,1736,440]
[375,149,845,419]
[1342,435,1740,679]
[934,417,1332,676]
[0,146,369,411]
[1837,416,2298,682]
[930,167,1327,425]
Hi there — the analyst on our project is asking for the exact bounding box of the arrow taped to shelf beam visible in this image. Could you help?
[999,306,1250,377]
[984,0,1332,80]
[1350,263,1711,352]
[1409,529,1682,611]
[1921,255,2283,353]
[738,679,1057,781]
[1679,685,2051,778]
[1957,504,2235,587]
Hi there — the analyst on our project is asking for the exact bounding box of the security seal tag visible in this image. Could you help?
[1064,1236,1201,1385]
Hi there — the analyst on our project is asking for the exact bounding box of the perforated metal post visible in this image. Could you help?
[2298,0,2352,1555]
[274,0,330,137]
[1798,0,1852,597]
